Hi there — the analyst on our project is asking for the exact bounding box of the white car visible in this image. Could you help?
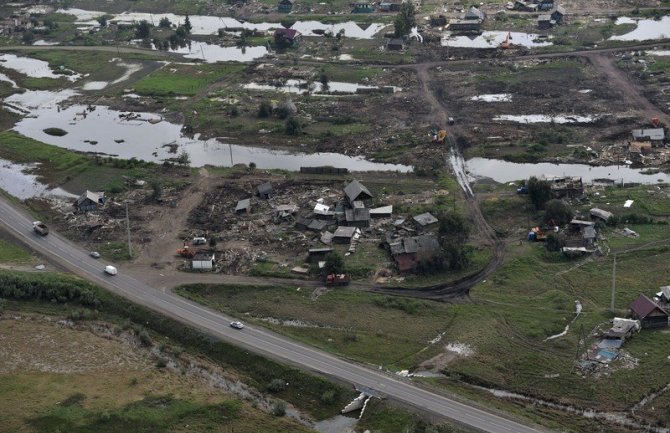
[230,321,244,330]
[90,251,100,259]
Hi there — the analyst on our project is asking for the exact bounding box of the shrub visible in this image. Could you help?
[137,328,152,347]
[155,357,168,368]
[268,378,286,393]
[285,117,301,135]
[258,100,272,118]
[271,401,286,416]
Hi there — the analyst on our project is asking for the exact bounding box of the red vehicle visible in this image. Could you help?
[326,273,350,286]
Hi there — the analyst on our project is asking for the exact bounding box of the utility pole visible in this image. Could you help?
[610,254,616,312]
[125,201,132,258]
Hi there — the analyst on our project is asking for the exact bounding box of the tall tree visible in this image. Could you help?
[394,2,416,37]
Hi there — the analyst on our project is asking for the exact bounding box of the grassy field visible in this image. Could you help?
[133,63,245,96]
[0,317,313,433]
[176,283,451,368]
[0,238,35,264]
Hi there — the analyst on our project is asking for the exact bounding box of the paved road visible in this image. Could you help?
[0,196,553,433]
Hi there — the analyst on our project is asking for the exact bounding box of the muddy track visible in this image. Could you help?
[362,65,506,301]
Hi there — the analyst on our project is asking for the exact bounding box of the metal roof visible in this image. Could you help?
[344,180,372,203]
[413,212,439,226]
[632,128,665,141]
[235,198,251,211]
[630,294,668,319]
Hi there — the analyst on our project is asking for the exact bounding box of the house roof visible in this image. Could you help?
[345,207,370,222]
[334,226,358,238]
[257,182,273,195]
[307,219,329,231]
[570,219,595,226]
[632,128,665,141]
[538,14,551,21]
[235,198,251,212]
[274,28,299,39]
[76,190,102,206]
[413,212,439,226]
[192,252,215,261]
[630,294,668,319]
[463,6,484,20]
[344,180,372,203]
[370,205,393,216]
[658,286,670,300]
[583,226,597,240]
[552,5,566,15]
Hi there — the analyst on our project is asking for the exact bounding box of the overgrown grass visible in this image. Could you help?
[175,283,449,367]
[133,64,244,96]
[0,238,35,263]
[0,270,354,420]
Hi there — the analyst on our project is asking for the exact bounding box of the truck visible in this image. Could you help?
[32,221,49,236]
[325,273,350,286]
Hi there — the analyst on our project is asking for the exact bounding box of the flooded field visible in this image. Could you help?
[609,16,670,41]
[0,158,75,200]
[0,53,80,81]
[492,114,598,124]
[167,42,269,63]
[58,8,385,39]
[243,79,383,94]
[7,90,410,172]
[466,157,670,184]
[442,31,552,48]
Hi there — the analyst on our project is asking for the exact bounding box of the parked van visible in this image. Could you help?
[104,265,118,276]
[192,237,207,245]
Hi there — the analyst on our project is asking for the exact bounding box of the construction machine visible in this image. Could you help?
[500,31,512,49]
[326,273,350,286]
[176,245,196,258]
[430,129,448,144]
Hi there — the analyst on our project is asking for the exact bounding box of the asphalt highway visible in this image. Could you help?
[0,196,553,433]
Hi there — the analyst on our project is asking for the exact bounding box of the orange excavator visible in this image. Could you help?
[430,129,448,144]
[500,32,512,49]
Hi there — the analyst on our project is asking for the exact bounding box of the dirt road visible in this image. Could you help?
[587,52,670,124]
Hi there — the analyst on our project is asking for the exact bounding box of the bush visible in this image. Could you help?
[0,272,100,307]
[155,357,168,368]
[544,199,573,226]
[285,117,301,135]
[320,390,337,404]
[527,176,551,209]
[546,232,564,252]
[159,17,172,28]
[258,100,272,118]
[271,401,287,417]
[137,328,152,347]
[268,378,286,393]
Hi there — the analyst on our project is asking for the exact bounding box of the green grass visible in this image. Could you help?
[26,396,248,433]
[176,283,451,368]
[0,131,89,185]
[0,238,35,263]
[98,241,132,261]
[133,64,245,96]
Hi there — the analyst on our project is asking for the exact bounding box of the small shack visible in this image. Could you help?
[632,128,665,147]
[277,0,294,12]
[629,294,669,329]
[192,252,215,270]
[413,212,439,229]
[308,247,334,262]
[379,0,402,11]
[235,198,251,214]
[550,5,566,23]
[387,234,441,272]
[352,1,375,13]
[257,182,273,199]
[386,38,405,51]
[333,226,358,243]
[344,180,373,205]
[75,190,106,212]
[274,28,300,46]
[370,205,393,218]
[345,206,371,228]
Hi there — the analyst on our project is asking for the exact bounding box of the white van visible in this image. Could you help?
[104,265,118,275]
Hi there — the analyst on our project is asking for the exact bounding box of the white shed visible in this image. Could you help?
[192,252,215,270]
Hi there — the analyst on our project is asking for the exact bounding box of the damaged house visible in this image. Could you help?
[75,190,106,212]
[344,180,373,206]
[386,233,441,272]
[345,201,371,228]
[629,294,669,329]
